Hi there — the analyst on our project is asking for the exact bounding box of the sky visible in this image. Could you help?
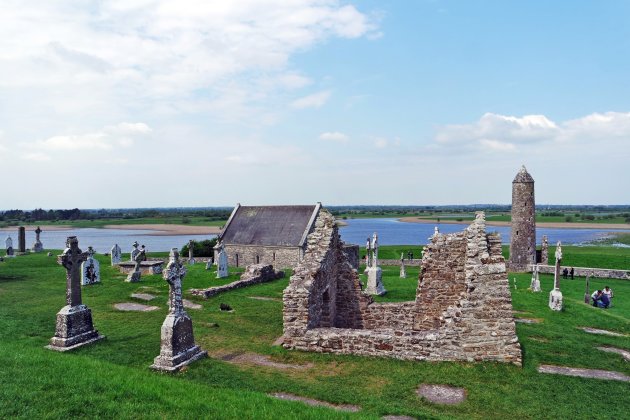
[1,0,629,209]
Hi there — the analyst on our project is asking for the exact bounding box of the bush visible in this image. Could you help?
[565,216,574,222]
[180,238,217,257]
[583,215,595,221]
[181,216,191,224]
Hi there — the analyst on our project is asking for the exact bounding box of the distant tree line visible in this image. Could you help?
[0,208,233,223]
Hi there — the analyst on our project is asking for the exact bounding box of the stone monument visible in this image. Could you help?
[584,274,591,304]
[81,246,101,285]
[509,166,536,271]
[32,226,44,252]
[365,232,386,295]
[530,264,541,292]
[18,226,26,253]
[47,236,104,351]
[216,242,228,278]
[126,245,146,283]
[111,244,122,265]
[130,241,140,261]
[188,239,195,265]
[540,235,549,265]
[400,252,407,278]
[151,248,207,372]
[549,241,563,311]
[5,236,14,257]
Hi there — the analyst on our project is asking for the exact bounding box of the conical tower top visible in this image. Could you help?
[513,165,534,183]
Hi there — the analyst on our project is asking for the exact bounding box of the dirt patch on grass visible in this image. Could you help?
[221,353,314,370]
[269,392,360,412]
[538,364,630,382]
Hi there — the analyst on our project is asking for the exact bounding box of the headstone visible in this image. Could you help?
[365,232,386,295]
[31,226,44,252]
[151,248,207,372]
[130,241,140,262]
[584,274,591,304]
[399,252,407,278]
[188,239,195,265]
[18,226,26,253]
[5,236,14,257]
[530,264,541,292]
[111,244,122,265]
[549,241,563,311]
[540,235,549,265]
[46,236,104,351]
[126,245,146,282]
[81,246,101,285]
[216,242,229,278]
[205,260,213,270]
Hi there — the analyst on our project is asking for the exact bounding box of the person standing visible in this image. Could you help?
[570,267,574,280]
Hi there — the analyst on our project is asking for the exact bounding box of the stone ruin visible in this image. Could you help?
[282,210,522,365]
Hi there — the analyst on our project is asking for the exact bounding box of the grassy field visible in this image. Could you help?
[1,250,629,419]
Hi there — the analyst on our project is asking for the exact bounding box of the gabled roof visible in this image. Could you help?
[219,203,321,247]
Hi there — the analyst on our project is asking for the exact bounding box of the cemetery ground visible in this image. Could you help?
[1,248,629,419]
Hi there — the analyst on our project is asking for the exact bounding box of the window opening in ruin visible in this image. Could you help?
[256,255,260,264]
[320,288,331,328]
[273,252,276,261]
[235,254,239,267]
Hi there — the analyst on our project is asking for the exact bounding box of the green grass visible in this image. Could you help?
[1,250,629,418]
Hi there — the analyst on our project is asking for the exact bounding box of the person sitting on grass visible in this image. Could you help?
[599,292,611,309]
[603,286,614,307]
[591,290,603,307]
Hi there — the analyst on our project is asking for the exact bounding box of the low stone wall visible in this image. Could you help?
[361,302,416,330]
[528,264,630,280]
[190,264,285,298]
[374,259,422,267]
[116,260,164,275]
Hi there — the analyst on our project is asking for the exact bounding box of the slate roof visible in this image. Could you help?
[513,165,534,183]
[220,204,320,247]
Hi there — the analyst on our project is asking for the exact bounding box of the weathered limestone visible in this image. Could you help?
[400,253,407,278]
[81,246,100,285]
[365,232,386,295]
[5,236,14,257]
[525,264,630,280]
[509,166,536,271]
[584,274,591,304]
[47,236,104,351]
[188,239,195,265]
[31,226,43,252]
[530,264,541,292]
[130,241,140,262]
[151,248,207,372]
[540,235,549,265]
[117,260,163,275]
[190,264,284,298]
[549,242,563,311]
[126,245,146,282]
[18,226,26,253]
[282,210,521,365]
[216,242,229,278]
[111,244,122,265]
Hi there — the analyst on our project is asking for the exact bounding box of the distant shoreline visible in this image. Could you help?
[0,224,222,236]
[397,217,630,230]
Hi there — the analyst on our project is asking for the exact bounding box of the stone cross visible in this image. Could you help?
[58,236,88,307]
[371,232,379,267]
[584,274,591,304]
[553,241,562,290]
[549,241,563,311]
[130,241,140,261]
[164,248,187,316]
[32,226,44,252]
[365,237,372,268]
[530,264,541,292]
[541,235,549,265]
[188,239,195,265]
[35,226,41,240]
[399,252,407,278]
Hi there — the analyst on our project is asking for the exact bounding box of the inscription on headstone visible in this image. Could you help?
[81,246,101,285]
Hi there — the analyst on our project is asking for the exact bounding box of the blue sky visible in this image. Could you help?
[1,1,628,208]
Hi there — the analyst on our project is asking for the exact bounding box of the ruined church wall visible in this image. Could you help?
[224,245,301,269]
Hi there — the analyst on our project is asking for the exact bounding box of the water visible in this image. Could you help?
[2,228,215,254]
[338,218,630,246]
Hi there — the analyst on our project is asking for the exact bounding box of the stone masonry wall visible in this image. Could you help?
[190,264,285,298]
[224,245,301,269]
[282,212,522,365]
[528,264,630,280]
[509,167,536,271]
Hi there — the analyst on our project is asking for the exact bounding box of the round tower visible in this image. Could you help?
[509,165,536,271]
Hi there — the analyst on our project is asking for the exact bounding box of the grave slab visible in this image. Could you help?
[114,302,160,312]
[597,347,630,362]
[222,353,313,370]
[417,384,467,405]
[580,327,626,337]
[269,393,360,412]
[131,293,156,301]
[538,364,630,382]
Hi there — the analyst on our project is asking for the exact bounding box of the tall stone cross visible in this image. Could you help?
[553,241,562,290]
[372,232,379,267]
[35,226,42,241]
[365,237,372,267]
[58,236,88,307]
[164,248,187,316]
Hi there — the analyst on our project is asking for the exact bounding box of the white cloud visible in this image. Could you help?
[31,122,151,152]
[319,131,349,142]
[291,90,331,109]
[21,152,51,161]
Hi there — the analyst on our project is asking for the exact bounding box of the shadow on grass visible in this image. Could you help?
[0,274,27,283]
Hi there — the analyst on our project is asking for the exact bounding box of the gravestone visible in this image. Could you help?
[47,236,104,351]
[530,264,541,292]
[111,244,122,265]
[549,241,563,311]
[540,235,549,265]
[188,240,195,265]
[126,245,146,282]
[31,226,44,252]
[365,232,386,295]
[205,260,213,270]
[216,242,228,278]
[5,236,14,257]
[584,274,591,304]
[81,246,101,285]
[130,241,140,262]
[399,252,407,278]
[151,248,207,372]
[18,226,26,253]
